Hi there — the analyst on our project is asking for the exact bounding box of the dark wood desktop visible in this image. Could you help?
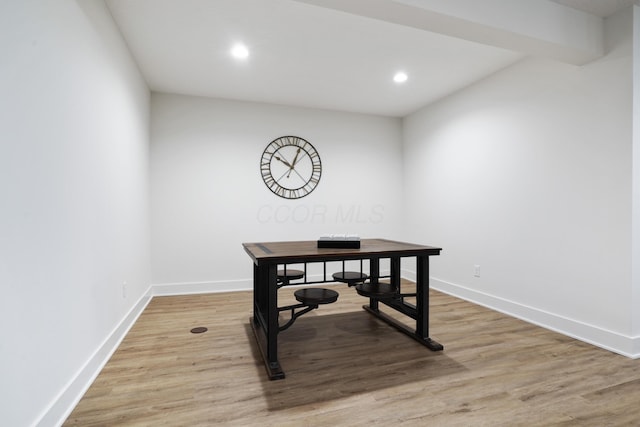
[242,238,443,380]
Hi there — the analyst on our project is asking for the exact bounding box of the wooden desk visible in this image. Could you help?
[242,238,443,380]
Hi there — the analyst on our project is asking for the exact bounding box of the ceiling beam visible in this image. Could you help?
[293,0,604,64]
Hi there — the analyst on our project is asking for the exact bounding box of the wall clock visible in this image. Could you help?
[260,136,322,199]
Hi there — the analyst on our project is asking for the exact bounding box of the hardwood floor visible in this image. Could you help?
[64,283,640,426]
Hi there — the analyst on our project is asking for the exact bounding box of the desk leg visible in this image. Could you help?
[362,255,443,351]
[250,263,285,380]
[368,258,380,310]
[416,255,443,351]
[390,256,400,289]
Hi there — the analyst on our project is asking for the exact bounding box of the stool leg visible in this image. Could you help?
[278,304,318,331]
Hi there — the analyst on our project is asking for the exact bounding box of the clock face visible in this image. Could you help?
[260,136,322,199]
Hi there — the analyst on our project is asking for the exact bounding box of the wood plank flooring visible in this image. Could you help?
[64,283,640,426]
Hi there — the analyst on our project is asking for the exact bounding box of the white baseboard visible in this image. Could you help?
[37,289,153,427]
[150,270,398,296]
[427,276,640,359]
[151,279,252,296]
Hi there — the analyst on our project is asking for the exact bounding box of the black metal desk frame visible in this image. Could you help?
[243,239,442,380]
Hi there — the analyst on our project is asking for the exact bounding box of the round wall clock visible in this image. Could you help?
[260,136,322,199]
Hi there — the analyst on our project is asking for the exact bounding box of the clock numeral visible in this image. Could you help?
[272,139,285,149]
[261,165,273,177]
[264,177,275,189]
[292,136,306,146]
[288,136,306,148]
[302,183,314,194]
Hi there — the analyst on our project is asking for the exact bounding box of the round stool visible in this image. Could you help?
[277,269,304,287]
[294,288,339,305]
[332,271,368,287]
[355,282,397,299]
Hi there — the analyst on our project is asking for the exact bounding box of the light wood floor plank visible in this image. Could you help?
[64,283,640,426]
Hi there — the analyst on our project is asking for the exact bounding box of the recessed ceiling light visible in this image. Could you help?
[393,71,408,83]
[230,43,249,60]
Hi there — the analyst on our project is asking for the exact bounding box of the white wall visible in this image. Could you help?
[2,2,637,425]
[403,8,636,355]
[632,4,640,355]
[0,1,151,426]
[150,93,404,291]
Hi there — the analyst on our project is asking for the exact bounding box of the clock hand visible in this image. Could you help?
[287,148,301,178]
[274,155,292,168]
[291,148,301,166]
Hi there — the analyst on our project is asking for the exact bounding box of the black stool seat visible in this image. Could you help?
[355,282,397,299]
[332,271,368,286]
[277,269,305,281]
[294,288,339,305]
[278,288,339,331]
[277,269,304,288]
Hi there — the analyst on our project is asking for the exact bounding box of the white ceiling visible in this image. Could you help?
[105,0,636,117]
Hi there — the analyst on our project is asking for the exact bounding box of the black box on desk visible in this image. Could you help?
[317,238,361,249]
